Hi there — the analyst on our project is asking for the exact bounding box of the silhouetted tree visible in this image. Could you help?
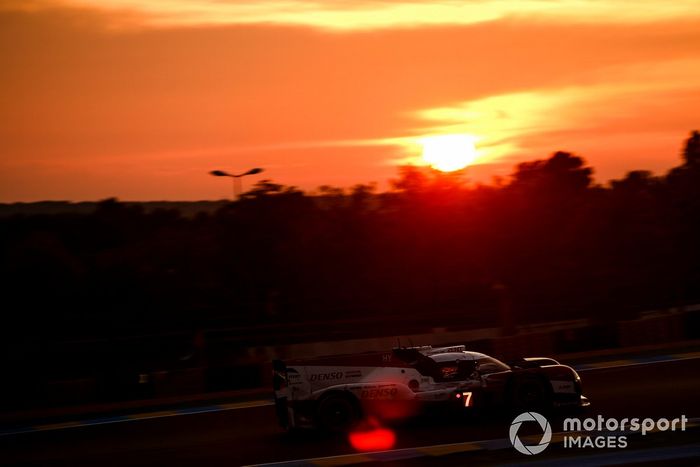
[511,151,593,194]
[682,130,700,166]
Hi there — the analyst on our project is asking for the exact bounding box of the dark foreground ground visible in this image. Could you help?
[1,358,699,466]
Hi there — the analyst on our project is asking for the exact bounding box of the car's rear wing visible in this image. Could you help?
[272,359,290,428]
[272,359,287,391]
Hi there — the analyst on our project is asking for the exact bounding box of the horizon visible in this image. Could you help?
[0,137,695,204]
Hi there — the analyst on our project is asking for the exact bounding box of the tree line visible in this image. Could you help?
[2,131,700,350]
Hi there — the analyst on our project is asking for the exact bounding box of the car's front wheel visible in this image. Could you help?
[510,376,551,411]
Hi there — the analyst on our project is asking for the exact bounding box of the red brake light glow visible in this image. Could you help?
[349,427,396,452]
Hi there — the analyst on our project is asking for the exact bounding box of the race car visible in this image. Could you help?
[272,345,589,431]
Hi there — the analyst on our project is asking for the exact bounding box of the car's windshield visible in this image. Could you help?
[476,356,510,374]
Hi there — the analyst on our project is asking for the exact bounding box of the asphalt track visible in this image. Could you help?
[1,359,699,466]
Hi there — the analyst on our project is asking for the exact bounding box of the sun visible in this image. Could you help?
[420,134,477,172]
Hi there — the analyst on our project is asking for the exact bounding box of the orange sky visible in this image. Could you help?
[1,1,699,201]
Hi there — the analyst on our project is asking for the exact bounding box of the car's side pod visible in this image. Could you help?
[503,370,555,411]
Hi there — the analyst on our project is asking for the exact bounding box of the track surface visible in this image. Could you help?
[1,359,699,466]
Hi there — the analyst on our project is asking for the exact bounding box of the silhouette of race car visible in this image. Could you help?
[273,345,589,431]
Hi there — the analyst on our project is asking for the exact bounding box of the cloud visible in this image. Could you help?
[4,0,700,31]
[407,58,700,178]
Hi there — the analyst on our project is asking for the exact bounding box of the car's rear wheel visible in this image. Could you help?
[317,394,359,432]
[510,376,550,411]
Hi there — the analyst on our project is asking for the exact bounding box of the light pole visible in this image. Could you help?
[210,168,264,200]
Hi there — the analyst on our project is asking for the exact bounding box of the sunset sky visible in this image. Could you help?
[1,1,699,201]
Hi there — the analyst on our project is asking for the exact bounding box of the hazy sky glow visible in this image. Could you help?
[1,1,699,200]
